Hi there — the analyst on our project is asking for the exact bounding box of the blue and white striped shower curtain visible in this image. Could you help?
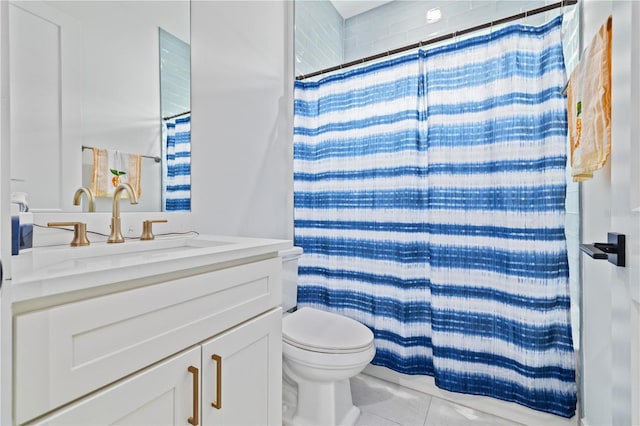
[165,114,191,211]
[294,16,576,418]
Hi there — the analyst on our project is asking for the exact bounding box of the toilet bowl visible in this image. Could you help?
[279,248,375,426]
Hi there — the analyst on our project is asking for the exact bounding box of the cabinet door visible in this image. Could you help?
[201,308,282,426]
[36,347,201,426]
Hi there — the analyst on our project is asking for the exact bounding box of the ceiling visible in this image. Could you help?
[330,0,395,19]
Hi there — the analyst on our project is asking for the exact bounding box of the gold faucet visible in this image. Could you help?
[73,187,95,212]
[107,183,139,243]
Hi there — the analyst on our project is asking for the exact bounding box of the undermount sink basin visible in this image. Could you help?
[15,236,238,277]
[77,237,232,258]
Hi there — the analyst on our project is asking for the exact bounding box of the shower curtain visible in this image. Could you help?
[294,15,576,418]
[164,114,191,211]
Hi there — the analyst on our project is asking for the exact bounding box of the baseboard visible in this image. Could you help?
[363,365,579,426]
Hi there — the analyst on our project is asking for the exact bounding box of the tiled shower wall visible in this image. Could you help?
[294,1,343,77]
[295,1,567,75]
[343,1,563,62]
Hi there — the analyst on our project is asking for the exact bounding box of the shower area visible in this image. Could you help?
[294,1,581,422]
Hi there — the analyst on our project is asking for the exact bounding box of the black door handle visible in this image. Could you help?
[580,232,625,267]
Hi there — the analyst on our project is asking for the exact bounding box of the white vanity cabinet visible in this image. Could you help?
[10,237,288,426]
[32,308,282,426]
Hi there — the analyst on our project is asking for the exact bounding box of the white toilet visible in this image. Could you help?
[280,247,376,426]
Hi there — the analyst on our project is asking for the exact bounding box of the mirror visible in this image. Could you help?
[8,0,190,213]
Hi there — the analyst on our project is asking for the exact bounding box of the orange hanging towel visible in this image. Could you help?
[568,16,612,182]
[90,148,142,198]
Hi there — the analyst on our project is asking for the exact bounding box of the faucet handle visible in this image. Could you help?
[140,219,168,241]
[48,222,90,247]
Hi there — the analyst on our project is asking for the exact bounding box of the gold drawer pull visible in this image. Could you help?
[188,365,199,425]
[211,354,222,409]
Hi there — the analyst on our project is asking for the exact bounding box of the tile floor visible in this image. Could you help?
[351,374,522,426]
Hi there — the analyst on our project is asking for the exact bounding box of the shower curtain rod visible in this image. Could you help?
[295,0,578,81]
[162,110,191,121]
[82,145,161,163]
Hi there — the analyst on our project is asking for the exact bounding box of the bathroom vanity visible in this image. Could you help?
[7,235,290,425]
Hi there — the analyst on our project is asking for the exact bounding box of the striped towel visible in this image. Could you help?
[90,148,142,198]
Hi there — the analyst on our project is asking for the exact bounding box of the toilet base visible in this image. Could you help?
[282,373,298,424]
[282,371,361,426]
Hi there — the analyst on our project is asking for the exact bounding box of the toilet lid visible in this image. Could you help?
[282,307,374,353]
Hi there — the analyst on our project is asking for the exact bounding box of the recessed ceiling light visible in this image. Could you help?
[426,8,442,23]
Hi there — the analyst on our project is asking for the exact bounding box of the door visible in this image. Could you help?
[580,1,640,425]
[8,0,81,212]
[36,347,200,425]
[201,308,282,426]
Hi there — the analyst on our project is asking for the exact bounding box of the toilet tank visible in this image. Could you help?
[279,246,303,312]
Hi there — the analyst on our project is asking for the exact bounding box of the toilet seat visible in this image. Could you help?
[282,307,374,354]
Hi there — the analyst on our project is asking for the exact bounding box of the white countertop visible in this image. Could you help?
[9,234,291,304]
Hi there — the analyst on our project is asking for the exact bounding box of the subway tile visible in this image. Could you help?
[407,20,451,43]
[371,33,412,56]
[438,1,475,22]
[470,1,498,9]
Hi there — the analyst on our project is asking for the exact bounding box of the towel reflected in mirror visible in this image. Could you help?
[90,148,142,199]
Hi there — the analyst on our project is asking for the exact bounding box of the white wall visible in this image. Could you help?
[190,1,294,240]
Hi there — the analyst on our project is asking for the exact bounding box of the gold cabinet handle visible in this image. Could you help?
[140,219,168,240]
[211,354,222,409]
[188,365,199,426]
[47,222,90,247]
